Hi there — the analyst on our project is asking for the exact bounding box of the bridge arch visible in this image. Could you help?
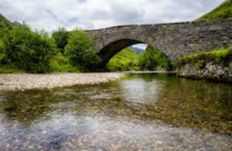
[86,19,232,68]
[98,38,158,67]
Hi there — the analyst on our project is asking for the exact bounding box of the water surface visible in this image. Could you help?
[0,73,231,151]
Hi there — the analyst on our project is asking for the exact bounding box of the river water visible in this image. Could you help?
[0,73,231,151]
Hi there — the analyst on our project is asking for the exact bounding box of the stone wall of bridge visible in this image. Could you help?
[86,18,232,66]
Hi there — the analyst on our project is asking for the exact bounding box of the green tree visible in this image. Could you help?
[52,27,69,53]
[65,29,100,70]
[106,48,141,71]
[0,38,6,62]
[4,24,56,73]
[140,46,173,70]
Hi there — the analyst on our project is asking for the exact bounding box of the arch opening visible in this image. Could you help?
[98,39,175,71]
[98,39,142,66]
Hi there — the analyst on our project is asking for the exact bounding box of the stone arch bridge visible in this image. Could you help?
[86,18,232,67]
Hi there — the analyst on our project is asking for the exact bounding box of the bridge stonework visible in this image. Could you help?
[86,18,232,66]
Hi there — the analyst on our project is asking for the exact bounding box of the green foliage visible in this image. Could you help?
[0,14,12,36]
[0,38,6,62]
[198,0,232,21]
[106,48,141,71]
[0,65,24,73]
[52,28,69,53]
[65,29,100,71]
[140,46,157,70]
[140,46,173,71]
[3,24,56,73]
[49,53,79,72]
[107,46,174,71]
[179,48,232,65]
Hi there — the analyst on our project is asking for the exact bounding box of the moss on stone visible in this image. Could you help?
[179,47,232,65]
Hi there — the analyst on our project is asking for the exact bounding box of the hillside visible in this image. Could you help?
[0,13,12,28]
[198,0,232,21]
[106,48,142,71]
[0,13,13,37]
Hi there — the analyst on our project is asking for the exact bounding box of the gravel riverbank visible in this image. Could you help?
[0,73,125,92]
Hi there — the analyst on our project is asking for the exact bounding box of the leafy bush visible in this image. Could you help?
[49,53,79,72]
[140,46,173,71]
[52,28,69,53]
[3,24,56,73]
[65,29,100,71]
[0,38,6,62]
[0,13,12,37]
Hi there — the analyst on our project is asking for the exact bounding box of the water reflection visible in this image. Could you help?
[120,78,162,104]
[0,73,231,150]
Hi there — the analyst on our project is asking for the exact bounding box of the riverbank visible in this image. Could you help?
[177,47,232,83]
[0,73,125,92]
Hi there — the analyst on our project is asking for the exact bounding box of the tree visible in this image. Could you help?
[65,29,100,70]
[0,38,6,62]
[52,28,69,52]
[140,46,173,70]
[4,24,56,73]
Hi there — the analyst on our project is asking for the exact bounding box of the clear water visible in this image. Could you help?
[0,73,231,151]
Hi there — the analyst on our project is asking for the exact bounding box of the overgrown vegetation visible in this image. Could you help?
[107,45,174,71]
[140,46,173,71]
[198,0,232,21]
[65,29,100,71]
[0,13,101,73]
[179,47,232,68]
[106,48,141,71]
[2,24,56,73]
[49,53,78,72]
[52,28,69,53]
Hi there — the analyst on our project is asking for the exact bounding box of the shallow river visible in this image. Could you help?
[0,73,231,151]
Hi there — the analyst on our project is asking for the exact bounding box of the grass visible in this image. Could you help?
[179,47,232,65]
[198,0,232,21]
[0,66,25,73]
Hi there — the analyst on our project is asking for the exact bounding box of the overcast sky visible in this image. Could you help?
[0,0,224,32]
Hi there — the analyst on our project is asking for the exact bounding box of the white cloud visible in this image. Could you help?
[0,0,224,32]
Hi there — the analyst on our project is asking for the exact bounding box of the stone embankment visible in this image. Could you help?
[0,73,125,91]
[178,61,232,83]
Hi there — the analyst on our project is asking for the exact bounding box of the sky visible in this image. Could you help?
[0,0,224,32]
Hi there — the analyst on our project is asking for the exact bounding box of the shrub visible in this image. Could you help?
[65,29,100,71]
[49,53,79,72]
[4,24,56,73]
[0,38,6,62]
[140,45,173,71]
[52,28,69,53]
